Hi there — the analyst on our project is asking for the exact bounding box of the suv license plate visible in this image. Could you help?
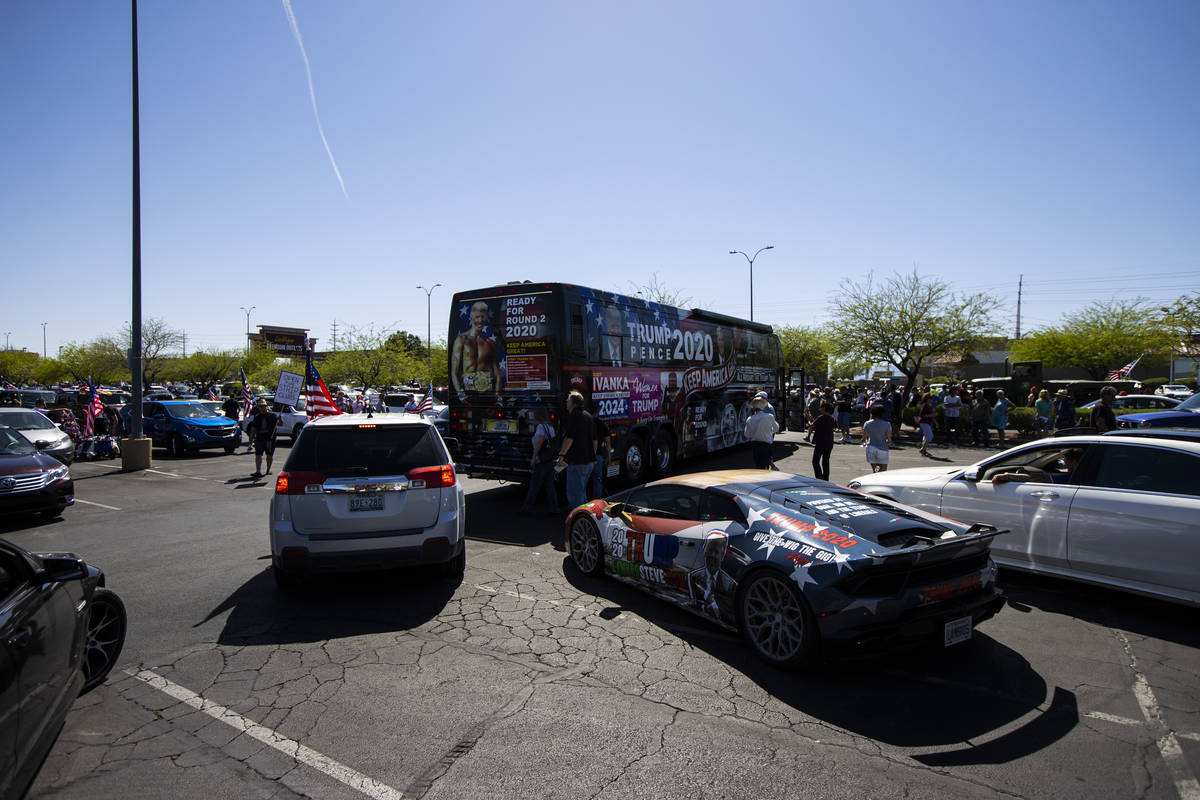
[484,419,515,433]
[349,494,385,512]
[944,616,972,647]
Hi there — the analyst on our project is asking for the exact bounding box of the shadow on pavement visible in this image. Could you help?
[198,567,461,646]
[562,556,1075,759]
[999,568,1200,649]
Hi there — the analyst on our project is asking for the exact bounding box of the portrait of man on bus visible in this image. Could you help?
[714,326,734,365]
[660,371,684,421]
[600,304,625,366]
[451,300,502,397]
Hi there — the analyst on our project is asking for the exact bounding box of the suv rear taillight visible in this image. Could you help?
[275,471,326,495]
[406,464,456,489]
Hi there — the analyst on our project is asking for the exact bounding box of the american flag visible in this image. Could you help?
[207,385,220,401]
[415,385,434,414]
[83,379,103,437]
[240,368,253,419]
[305,352,342,418]
[1107,355,1141,381]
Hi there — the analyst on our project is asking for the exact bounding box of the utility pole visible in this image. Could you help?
[331,319,339,351]
[1015,274,1023,339]
[41,322,48,358]
[182,332,187,358]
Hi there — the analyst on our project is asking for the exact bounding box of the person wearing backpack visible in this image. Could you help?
[520,407,560,516]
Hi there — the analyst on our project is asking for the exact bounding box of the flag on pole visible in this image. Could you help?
[83,379,103,437]
[305,351,341,419]
[415,384,434,414]
[207,385,220,401]
[1107,355,1142,381]
[240,368,253,419]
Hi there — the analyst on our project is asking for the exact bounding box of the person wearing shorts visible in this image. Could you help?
[246,399,279,478]
[861,403,892,473]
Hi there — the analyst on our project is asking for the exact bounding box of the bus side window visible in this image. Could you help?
[569,304,586,359]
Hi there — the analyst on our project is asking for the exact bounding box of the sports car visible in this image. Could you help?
[566,470,1006,668]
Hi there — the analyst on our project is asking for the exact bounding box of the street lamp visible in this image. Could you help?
[240,306,256,354]
[41,322,48,358]
[728,245,774,321]
[3,332,10,350]
[416,284,442,388]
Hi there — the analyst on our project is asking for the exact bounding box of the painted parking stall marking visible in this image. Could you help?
[128,669,408,800]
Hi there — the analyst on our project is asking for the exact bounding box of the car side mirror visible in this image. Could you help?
[34,439,52,450]
[35,555,88,584]
[605,503,625,518]
[961,466,981,482]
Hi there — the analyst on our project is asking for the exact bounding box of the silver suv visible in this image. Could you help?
[269,414,465,587]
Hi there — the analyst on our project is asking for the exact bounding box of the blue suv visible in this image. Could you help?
[120,400,242,456]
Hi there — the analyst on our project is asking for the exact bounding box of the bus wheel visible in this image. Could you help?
[652,429,675,476]
[622,433,648,484]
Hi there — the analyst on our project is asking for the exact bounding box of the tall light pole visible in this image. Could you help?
[416,284,441,387]
[41,322,48,358]
[240,306,256,354]
[3,332,10,350]
[728,245,774,321]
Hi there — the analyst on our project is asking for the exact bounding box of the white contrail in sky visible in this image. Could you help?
[281,0,348,200]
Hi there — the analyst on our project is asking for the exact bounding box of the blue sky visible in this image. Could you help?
[3,0,1198,356]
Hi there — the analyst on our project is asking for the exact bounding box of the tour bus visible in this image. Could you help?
[446,281,785,484]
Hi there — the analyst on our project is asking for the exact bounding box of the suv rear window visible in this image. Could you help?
[286,425,447,477]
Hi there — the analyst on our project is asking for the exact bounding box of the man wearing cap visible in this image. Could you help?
[753,389,776,419]
[1090,386,1118,433]
[744,394,779,469]
[246,398,279,478]
[1053,388,1077,433]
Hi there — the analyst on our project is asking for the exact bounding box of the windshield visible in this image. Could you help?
[166,403,225,419]
[1176,393,1200,412]
[1,410,56,431]
[0,427,36,455]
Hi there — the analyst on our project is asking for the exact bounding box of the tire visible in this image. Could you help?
[224,444,237,454]
[170,433,188,458]
[719,402,739,448]
[81,588,127,694]
[39,504,66,518]
[737,570,818,669]
[651,428,675,476]
[292,423,304,441]
[441,548,466,577]
[621,433,648,484]
[568,514,605,577]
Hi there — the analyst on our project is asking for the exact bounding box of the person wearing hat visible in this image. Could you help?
[753,389,776,419]
[744,394,779,469]
[246,397,279,478]
[1090,386,1118,433]
[1052,388,1077,433]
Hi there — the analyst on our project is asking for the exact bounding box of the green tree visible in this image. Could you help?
[0,350,39,386]
[59,339,127,385]
[321,327,413,389]
[172,350,242,393]
[827,269,1001,397]
[384,330,426,359]
[774,325,829,379]
[32,357,72,386]
[1011,298,1176,379]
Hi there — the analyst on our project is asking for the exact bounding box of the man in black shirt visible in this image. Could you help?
[1090,386,1118,433]
[222,394,240,421]
[246,399,279,478]
[556,391,596,509]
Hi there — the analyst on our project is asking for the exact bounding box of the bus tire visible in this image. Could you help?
[651,428,675,476]
[622,432,649,485]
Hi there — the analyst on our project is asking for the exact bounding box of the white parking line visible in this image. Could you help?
[128,669,407,800]
[146,469,211,482]
[74,498,121,511]
[1115,630,1200,800]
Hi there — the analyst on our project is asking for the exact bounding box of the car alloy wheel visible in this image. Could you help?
[569,515,604,576]
[81,588,127,693]
[738,571,817,668]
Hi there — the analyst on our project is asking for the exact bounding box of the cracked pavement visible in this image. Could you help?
[7,434,1199,799]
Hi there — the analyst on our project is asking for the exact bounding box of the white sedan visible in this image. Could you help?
[848,435,1200,606]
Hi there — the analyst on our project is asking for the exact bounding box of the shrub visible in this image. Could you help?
[1179,378,1198,391]
[1009,407,1036,434]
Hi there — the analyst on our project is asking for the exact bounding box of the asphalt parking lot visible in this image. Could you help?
[4,431,1199,799]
